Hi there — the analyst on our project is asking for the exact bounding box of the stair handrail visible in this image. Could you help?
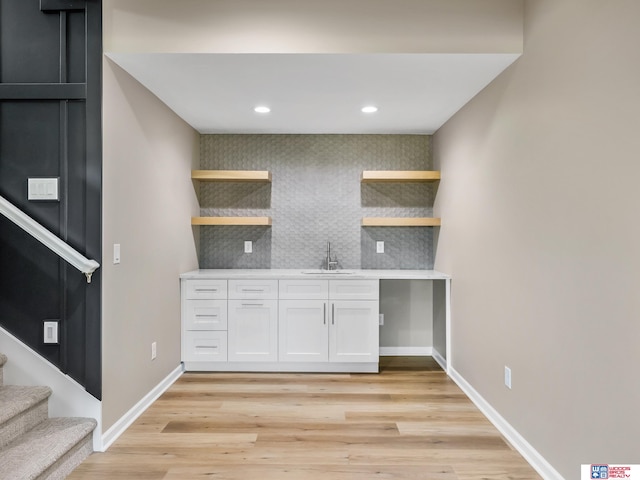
[0,194,100,283]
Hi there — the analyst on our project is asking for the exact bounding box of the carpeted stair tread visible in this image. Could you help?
[0,417,97,480]
[0,385,51,425]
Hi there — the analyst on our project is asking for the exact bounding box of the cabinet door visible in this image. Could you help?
[329,300,379,363]
[228,299,278,362]
[279,300,328,362]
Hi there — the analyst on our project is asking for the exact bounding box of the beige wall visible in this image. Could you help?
[103,0,522,54]
[433,0,640,476]
[101,58,200,430]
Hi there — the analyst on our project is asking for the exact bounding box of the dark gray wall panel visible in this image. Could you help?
[0,0,102,399]
[0,0,61,83]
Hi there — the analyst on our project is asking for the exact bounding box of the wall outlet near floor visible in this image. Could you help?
[43,320,59,344]
[376,241,384,254]
[244,241,253,253]
[151,342,157,360]
[504,366,512,389]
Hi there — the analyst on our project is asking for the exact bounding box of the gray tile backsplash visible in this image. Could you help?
[199,134,435,269]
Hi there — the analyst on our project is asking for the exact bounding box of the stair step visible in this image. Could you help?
[0,417,96,480]
[0,385,51,448]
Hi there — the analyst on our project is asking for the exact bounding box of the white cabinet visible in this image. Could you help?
[183,300,227,330]
[182,280,228,363]
[279,299,328,362]
[229,279,278,299]
[182,276,379,371]
[329,279,379,300]
[183,331,228,363]
[184,279,227,300]
[279,279,329,300]
[330,300,379,363]
[228,280,278,362]
[278,279,379,364]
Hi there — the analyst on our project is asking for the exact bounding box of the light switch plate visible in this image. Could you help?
[28,178,59,201]
[376,241,385,253]
[113,244,121,264]
[244,241,252,253]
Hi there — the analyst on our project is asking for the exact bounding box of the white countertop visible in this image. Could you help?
[180,269,451,280]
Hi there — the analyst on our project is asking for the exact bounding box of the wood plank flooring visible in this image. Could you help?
[69,357,541,480]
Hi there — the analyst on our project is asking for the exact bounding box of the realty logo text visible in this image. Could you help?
[592,465,633,479]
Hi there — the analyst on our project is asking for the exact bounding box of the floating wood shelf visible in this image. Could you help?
[192,170,272,182]
[362,217,441,227]
[192,217,272,226]
[361,170,440,183]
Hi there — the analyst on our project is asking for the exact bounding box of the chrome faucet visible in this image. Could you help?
[325,241,338,270]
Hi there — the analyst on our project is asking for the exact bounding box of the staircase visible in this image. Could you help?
[0,352,96,480]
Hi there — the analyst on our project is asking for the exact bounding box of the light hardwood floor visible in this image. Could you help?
[69,357,541,480]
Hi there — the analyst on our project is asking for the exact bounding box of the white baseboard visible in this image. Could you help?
[100,364,183,451]
[183,361,378,373]
[379,347,433,356]
[431,348,447,371]
[448,367,564,480]
[0,326,102,451]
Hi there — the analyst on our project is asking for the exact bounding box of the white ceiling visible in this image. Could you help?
[106,53,520,134]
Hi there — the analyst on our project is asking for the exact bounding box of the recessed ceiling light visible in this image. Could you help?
[254,106,271,113]
[361,106,378,113]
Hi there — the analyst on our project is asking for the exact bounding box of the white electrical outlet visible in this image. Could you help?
[376,241,385,254]
[151,342,157,360]
[504,366,512,389]
[113,243,121,264]
[379,313,384,326]
[244,241,253,253]
[43,321,59,344]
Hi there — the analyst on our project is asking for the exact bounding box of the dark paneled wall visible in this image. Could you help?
[0,0,102,398]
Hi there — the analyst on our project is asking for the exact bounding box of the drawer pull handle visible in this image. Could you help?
[195,288,218,292]
[195,314,218,318]
[332,303,335,325]
[241,288,265,292]
[196,345,218,351]
[324,303,326,325]
[241,303,264,307]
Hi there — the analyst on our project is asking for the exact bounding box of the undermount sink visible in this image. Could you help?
[301,269,356,275]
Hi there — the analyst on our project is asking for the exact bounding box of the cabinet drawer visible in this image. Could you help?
[228,280,278,299]
[184,300,227,330]
[183,331,227,362]
[184,279,227,299]
[329,279,379,300]
[279,279,328,300]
